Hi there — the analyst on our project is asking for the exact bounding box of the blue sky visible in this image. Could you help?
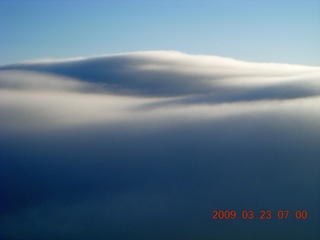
[1,2,320,239]
[1,0,320,66]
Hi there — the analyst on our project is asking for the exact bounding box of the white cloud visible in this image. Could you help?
[0,51,319,132]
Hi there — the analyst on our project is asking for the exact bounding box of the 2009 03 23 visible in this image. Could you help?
[212,210,308,220]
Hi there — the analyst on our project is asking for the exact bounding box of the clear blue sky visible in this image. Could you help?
[1,0,319,66]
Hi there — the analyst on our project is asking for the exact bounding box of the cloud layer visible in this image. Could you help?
[1,51,320,239]
[1,51,320,132]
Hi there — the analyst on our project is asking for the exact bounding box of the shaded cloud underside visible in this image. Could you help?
[0,52,320,239]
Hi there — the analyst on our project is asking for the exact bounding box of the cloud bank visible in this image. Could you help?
[1,51,320,239]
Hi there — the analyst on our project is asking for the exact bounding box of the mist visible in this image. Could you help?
[1,51,319,239]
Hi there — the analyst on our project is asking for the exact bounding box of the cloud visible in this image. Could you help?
[0,51,319,132]
[2,51,320,97]
[1,51,320,239]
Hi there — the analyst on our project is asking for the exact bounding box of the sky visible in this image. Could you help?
[1,0,320,66]
[1,1,320,239]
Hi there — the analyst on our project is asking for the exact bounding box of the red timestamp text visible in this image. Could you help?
[212,210,308,220]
